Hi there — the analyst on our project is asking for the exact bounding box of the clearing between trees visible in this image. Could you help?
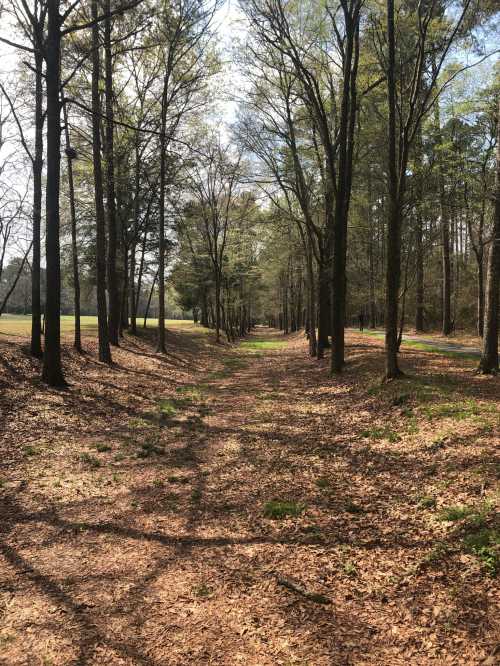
[0,324,498,665]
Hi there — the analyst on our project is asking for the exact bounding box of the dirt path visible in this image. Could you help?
[0,326,498,665]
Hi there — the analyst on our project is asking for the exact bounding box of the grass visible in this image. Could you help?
[418,495,437,509]
[438,504,475,522]
[157,399,177,418]
[240,339,287,350]
[360,425,401,442]
[263,500,304,519]
[94,443,112,453]
[463,528,499,577]
[79,452,101,469]
[0,315,195,337]
[358,329,480,360]
[422,399,481,420]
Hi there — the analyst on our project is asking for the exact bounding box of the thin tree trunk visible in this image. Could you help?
[415,132,424,332]
[0,242,33,315]
[104,1,119,345]
[435,101,453,335]
[384,0,403,379]
[144,270,158,328]
[157,119,167,352]
[478,98,500,373]
[92,0,112,364]
[30,50,43,358]
[63,102,82,352]
[477,258,484,338]
[42,0,65,386]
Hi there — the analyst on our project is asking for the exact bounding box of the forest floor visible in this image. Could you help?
[0,324,499,665]
[351,328,482,359]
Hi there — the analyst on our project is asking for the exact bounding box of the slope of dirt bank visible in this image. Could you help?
[0,326,498,665]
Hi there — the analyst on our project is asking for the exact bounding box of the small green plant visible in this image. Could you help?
[360,426,400,442]
[438,504,474,522]
[79,452,101,468]
[191,488,202,502]
[343,561,357,577]
[137,440,165,458]
[263,500,304,519]
[315,477,330,490]
[418,496,437,510]
[158,399,177,418]
[23,445,38,456]
[423,541,452,564]
[345,500,363,514]
[152,478,164,488]
[463,529,499,577]
[94,443,112,453]
[194,583,212,597]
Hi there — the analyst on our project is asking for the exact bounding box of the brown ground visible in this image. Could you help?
[0,325,499,665]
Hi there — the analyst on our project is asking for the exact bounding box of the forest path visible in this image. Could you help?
[0,325,498,665]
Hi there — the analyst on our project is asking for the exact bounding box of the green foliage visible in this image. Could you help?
[422,399,481,420]
[137,441,165,458]
[94,443,112,453]
[263,500,304,519]
[360,425,400,442]
[463,529,499,577]
[418,496,437,509]
[438,505,475,521]
[79,453,101,468]
[240,339,286,350]
[157,399,177,418]
[342,561,357,577]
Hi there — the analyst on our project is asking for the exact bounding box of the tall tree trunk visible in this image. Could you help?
[104,2,119,345]
[478,98,500,373]
[129,142,141,334]
[384,0,403,379]
[63,102,82,352]
[214,271,221,342]
[30,50,43,358]
[415,131,424,332]
[477,258,484,338]
[144,270,158,328]
[317,260,330,357]
[157,108,167,353]
[331,14,358,373]
[434,101,453,335]
[92,0,112,364]
[42,0,65,386]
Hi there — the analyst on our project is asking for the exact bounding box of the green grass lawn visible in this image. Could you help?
[239,338,287,350]
[0,314,195,337]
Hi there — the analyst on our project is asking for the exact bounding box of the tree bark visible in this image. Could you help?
[384,0,403,379]
[42,0,66,386]
[91,0,112,364]
[63,102,82,352]
[104,1,119,345]
[30,49,44,358]
[157,100,167,353]
[478,98,500,373]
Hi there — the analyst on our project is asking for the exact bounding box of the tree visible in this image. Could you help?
[478,96,500,374]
